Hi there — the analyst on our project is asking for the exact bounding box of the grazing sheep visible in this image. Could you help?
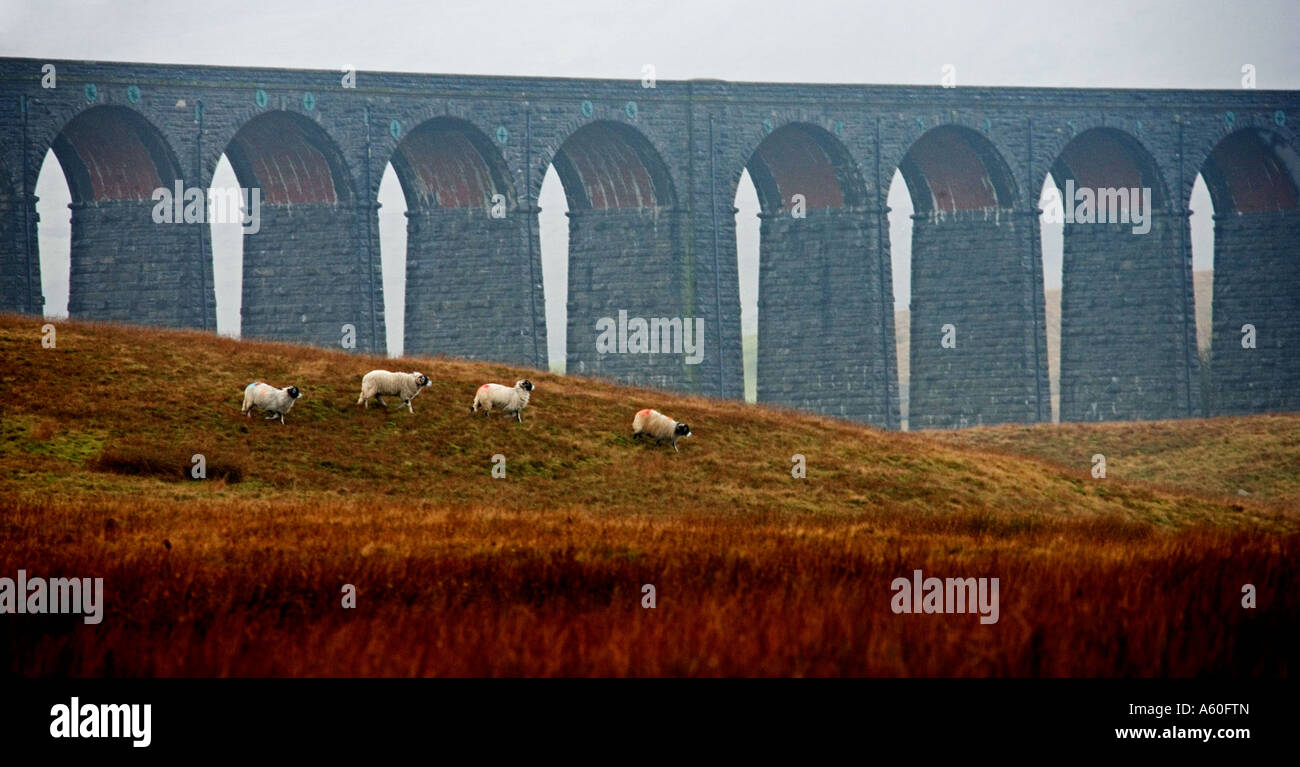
[241,382,302,424]
[357,370,431,413]
[470,379,534,422]
[632,408,692,452]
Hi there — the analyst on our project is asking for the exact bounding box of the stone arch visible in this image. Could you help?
[42,105,210,328]
[1048,127,1169,210]
[50,106,183,203]
[1047,126,1195,422]
[895,124,1044,429]
[1199,128,1299,214]
[745,122,866,213]
[549,120,676,210]
[898,124,1019,214]
[547,119,690,390]
[389,116,543,364]
[740,121,894,426]
[388,116,515,210]
[223,110,355,205]
[726,112,866,206]
[222,110,381,351]
[1198,127,1300,414]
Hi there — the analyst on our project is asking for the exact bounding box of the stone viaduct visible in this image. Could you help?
[1,58,1297,428]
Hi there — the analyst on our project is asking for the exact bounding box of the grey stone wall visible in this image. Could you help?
[565,206,692,391]
[756,208,898,427]
[1209,210,1300,414]
[404,206,545,366]
[67,201,214,328]
[241,203,383,352]
[1060,214,1199,421]
[1,57,1297,427]
[909,211,1048,429]
[1,192,44,315]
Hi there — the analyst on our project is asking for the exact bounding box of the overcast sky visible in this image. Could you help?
[4,0,1296,364]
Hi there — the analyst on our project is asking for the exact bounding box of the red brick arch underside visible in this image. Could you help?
[390,119,510,209]
[224,113,351,205]
[899,125,1017,213]
[746,124,862,213]
[1200,129,1299,214]
[551,122,674,210]
[51,106,180,203]
[1050,128,1167,211]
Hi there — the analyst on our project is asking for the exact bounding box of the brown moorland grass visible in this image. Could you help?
[924,415,1300,505]
[0,314,1296,676]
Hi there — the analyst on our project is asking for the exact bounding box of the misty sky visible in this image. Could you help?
[4,0,1298,363]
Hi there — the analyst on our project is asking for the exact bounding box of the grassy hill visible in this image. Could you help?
[1,314,1295,676]
[926,415,1300,505]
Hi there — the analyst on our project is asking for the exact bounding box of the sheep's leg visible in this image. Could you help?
[374,396,387,408]
[515,410,522,423]
[673,440,680,453]
[279,413,286,425]
[405,399,414,414]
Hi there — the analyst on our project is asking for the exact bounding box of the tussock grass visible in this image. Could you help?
[0,314,1296,676]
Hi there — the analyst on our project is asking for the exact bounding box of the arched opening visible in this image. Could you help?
[386,117,538,364]
[1198,128,1300,414]
[1038,172,1064,423]
[538,164,569,374]
[886,168,914,428]
[550,121,674,211]
[1050,127,1193,422]
[739,122,891,424]
[224,111,382,351]
[1189,173,1215,399]
[896,125,1040,429]
[548,121,697,391]
[899,126,1017,215]
[34,150,71,318]
[208,153,244,338]
[43,106,208,328]
[733,168,760,403]
[377,161,406,357]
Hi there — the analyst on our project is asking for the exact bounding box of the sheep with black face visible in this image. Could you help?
[357,370,432,414]
[241,382,302,424]
[632,408,692,452]
[470,379,534,422]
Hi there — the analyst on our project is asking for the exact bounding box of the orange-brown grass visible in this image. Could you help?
[1,314,1296,676]
[924,415,1300,505]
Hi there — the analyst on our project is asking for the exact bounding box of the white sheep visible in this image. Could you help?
[241,382,302,424]
[632,408,692,452]
[469,379,534,422]
[357,370,431,413]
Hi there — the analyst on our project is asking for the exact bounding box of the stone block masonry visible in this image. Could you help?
[1,57,1296,427]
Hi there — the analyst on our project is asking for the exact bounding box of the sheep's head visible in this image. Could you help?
[518,380,534,392]
[414,373,431,388]
[675,422,692,438]
[287,386,302,399]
